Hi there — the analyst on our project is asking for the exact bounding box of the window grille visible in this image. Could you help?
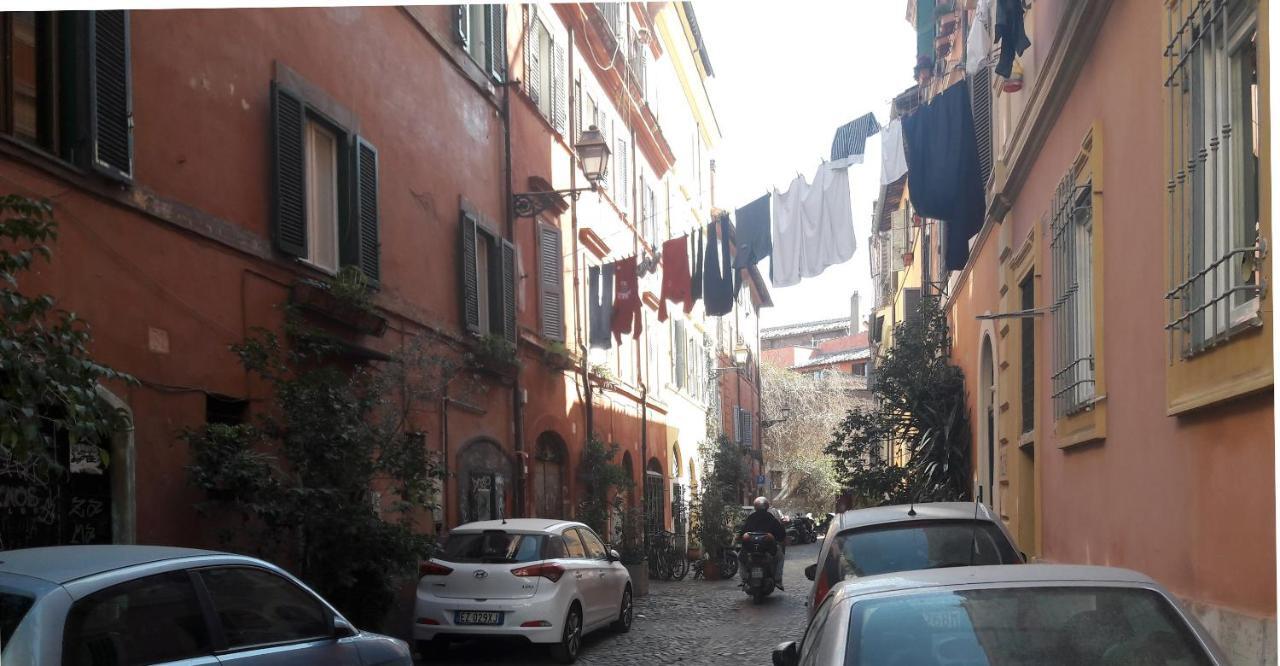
[1164,0,1263,356]
[1050,171,1095,418]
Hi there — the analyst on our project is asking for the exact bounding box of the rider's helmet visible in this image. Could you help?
[752,496,770,512]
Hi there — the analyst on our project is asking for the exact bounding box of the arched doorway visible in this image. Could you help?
[670,445,686,539]
[456,439,512,525]
[978,335,998,513]
[644,458,665,535]
[532,432,567,519]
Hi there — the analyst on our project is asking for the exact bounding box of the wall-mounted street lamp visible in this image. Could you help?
[760,406,792,430]
[512,125,611,218]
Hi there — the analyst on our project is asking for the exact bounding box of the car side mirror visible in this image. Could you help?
[772,641,800,666]
[608,549,621,562]
[332,615,357,639]
[804,564,817,581]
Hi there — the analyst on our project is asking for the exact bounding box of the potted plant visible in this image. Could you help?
[469,334,519,377]
[619,506,648,597]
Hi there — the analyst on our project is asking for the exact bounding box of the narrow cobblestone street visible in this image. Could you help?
[420,541,820,665]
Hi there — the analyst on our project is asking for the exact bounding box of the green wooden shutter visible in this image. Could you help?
[453,5,467,46]
[524,7,541,107]
[353,137,379,285]
[538,224,564,341]
[501,239,517,345]
[551,41,567,134]
[88,10,133,181]
[271,82,307,258]
[460,213,481,334]
[487,4,506,81]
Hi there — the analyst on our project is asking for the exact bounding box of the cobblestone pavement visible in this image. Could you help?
[419,541,821,666]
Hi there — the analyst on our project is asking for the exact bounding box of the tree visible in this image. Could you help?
[0,194,133,474]
[696,435,747,557]
[0,196,134,462]
[574,437,632,539]
[760,362,868,512]
[184,317,467,630]
[825,296,971,506]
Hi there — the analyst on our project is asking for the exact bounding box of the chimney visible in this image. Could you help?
[850,292,861,336]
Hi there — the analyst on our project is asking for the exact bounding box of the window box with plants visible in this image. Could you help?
[289,267,387,336]
[468,334,520,378]
[541,342,577,372]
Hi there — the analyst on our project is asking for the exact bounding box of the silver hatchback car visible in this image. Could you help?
[0,545,412,665]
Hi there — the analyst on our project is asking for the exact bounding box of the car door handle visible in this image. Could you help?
[575,571,583,578]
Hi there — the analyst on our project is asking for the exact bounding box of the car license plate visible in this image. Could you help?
[751,567,764,579]
[455,611,503,625]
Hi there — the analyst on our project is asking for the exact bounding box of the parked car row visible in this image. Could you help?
[777,502,1228,665]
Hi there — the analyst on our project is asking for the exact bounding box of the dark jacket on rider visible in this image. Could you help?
[741,510,787,544]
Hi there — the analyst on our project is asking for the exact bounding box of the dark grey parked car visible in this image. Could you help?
[0,545,412,665]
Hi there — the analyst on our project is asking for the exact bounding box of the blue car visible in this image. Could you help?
[0,545,412,665]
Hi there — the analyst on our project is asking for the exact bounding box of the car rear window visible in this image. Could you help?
[831,520,1020,578]
[0,592,34,647]
[438,531,546,563]
[846,586,1213,665]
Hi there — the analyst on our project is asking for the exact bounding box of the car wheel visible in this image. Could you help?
[611,586,633,633]
[417,638,449,661]
[549,603,583,664]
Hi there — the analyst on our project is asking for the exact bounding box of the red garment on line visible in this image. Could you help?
[658,235,693,322]
[611,256,643,343]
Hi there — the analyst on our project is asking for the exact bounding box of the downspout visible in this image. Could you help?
[501,6,526,518]
[568,26,594,445]
[440,391,450,528]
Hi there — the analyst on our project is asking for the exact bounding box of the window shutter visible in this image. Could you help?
[353,137,380,285]
[538,224,564,341]
[744,413,753,447]
[453,5,467,46]
[501,239,518,345]
[88,10,133,181]
[460,213,481,334]
[615,138,627,208]
[733,406,742,443]
[674,320,686,389]
[487,4,506,81]
[552,41,567,134]
[524,8,541,107]
[970,66,993,185]
[574,77,583,143]
[271,82,307,258]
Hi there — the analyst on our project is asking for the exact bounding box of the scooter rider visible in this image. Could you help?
[740,496,786,590]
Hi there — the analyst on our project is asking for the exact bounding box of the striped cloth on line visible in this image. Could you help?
[829,112,882,163]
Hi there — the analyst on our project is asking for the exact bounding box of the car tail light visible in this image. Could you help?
[416,618,440,625]
[763,533,775,542]
[512,563,565,582]
[419,561,454,577]
[814,570,832,608]
[741,532,750,542]
[521,620,552,627]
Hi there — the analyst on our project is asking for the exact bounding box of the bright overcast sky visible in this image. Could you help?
[695,1,917,329]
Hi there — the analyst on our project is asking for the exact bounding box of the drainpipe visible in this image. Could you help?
[567,26,594,447]
[500,7,526,518]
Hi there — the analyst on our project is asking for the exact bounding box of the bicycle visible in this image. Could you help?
[646,531,690,581]
[690,545,738,580]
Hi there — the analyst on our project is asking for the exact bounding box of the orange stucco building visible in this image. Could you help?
[897,0,1275,661]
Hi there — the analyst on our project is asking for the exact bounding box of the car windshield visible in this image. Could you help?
[437,531,545,563]
[0,592,34,648]
[833,520,1020,577]
[846,586,1213,665]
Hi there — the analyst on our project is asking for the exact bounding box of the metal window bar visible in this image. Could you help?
[1049,175,1096,419]
[1164,0,1262,358]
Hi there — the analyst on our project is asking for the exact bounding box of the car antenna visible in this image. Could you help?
[968,486,982,566]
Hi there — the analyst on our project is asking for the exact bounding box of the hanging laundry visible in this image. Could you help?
[658,235,693,322]
[829,112,881,164]
[589,264,614,349]
[916,0,936,71]
[902,80,985,271]
[733,194,772,269]
[966,0,994,76]
[690,225,704,305]
[880,118,908,186]
[703,215,736,317]
[769,161,856,289]
[610,256,642,343]
[994,0,1031,79]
